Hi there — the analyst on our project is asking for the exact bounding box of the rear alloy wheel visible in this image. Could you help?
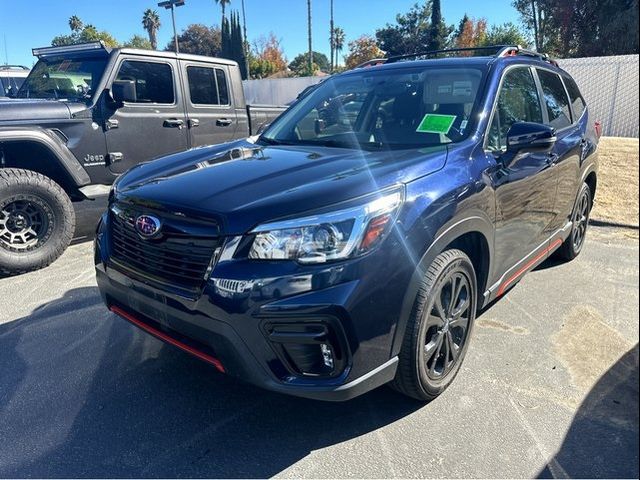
[391,249,477,401]
[558,182,591,261]
[0,169,75,275]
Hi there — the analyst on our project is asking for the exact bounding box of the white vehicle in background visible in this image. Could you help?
[0,65,30,97]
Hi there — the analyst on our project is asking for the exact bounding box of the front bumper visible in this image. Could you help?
[94,214,409,401]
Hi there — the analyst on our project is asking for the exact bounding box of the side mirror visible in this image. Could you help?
[506,122,556,154]
[111,80,137,106]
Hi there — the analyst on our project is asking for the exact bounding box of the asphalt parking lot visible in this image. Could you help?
[0,199,638,478]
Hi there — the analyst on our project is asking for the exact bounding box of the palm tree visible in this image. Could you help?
[215,0,232,26]
[68,15,83,33]
[142,9,161,50]
[307,0,313,74]
[333,27,345,68]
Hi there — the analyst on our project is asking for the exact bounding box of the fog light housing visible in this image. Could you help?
[264,319,348,378]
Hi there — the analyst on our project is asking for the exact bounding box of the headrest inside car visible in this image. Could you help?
[423,69,482,105]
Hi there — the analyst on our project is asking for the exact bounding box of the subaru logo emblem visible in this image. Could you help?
[134,215,161,238]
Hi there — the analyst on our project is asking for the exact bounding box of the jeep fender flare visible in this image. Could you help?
[390,214,494,357]
[0,127,90,187]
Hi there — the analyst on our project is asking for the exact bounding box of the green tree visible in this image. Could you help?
[333,27,346,68]
[344,35,384,69]
[142,9,161,50]
[427,0,453,51]
[122,35,153,49]
[480,22,529,48]
[375,2,432,56]
[51,19,119,47]
[165,24,222,57]
[251,33,287,78]
[289,51,329,75]
[68,15,83,33]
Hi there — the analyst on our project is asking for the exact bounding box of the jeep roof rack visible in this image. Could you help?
[381,45,558,66]
[32,41,112,58]
[0,65,30,70]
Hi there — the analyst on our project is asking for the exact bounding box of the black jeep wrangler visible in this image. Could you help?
[0,41,284,275]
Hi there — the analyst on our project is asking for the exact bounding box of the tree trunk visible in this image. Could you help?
[307,0,313,75]
[330,0,334,72]
[530,0,540,51]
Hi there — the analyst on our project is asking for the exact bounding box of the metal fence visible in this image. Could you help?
[558,55,639,138]
[243,54,639,138]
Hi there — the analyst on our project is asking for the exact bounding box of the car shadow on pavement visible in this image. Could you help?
[0,286,423,478]
[538,343,639,479]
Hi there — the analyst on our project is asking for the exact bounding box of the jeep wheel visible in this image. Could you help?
[557,182,592,262]
[391,249,477,401]
[0,169,75,275]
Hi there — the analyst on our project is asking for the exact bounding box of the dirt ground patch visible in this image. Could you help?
[591,137,639,229]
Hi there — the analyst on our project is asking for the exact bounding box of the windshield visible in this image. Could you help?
[261,65,487,151]
[16,56,108,101]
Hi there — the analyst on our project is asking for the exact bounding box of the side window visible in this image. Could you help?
[562,75,586,120]
[487,68,543,152]
[187,66,219,105]
[115,60,174,104]
[186,66,230,105]
[215,69,229,105]
[537,69,572,129]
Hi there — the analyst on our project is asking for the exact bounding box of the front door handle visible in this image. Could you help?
[188,118,200,128]
[163,118,184,128]
[216,118,233,127]
[546,153,560,166]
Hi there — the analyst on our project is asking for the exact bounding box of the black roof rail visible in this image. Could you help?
[386,45,510,63]
[0,65,29,70]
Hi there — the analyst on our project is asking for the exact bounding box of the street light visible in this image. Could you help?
[158,0,185,54]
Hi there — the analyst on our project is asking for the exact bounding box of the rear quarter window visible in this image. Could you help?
[562,74,587,120]
[537,69,572,129]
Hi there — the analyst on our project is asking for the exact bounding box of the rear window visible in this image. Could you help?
[187,66,230,105]
[562,75,586,120]
[537,69,572,129]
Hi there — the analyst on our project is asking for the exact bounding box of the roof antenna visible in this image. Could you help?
[3,34,8,65]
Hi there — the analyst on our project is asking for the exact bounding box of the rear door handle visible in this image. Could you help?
[105,119,119,130]
[163,118,184,128]
[216,118,233,127]
[188,118,200,128]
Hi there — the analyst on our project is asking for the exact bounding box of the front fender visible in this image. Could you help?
[0,126,90,186]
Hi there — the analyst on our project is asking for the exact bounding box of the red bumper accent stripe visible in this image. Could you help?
[110,305,225,373]
[497,238,563,297]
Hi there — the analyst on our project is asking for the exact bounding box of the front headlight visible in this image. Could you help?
[248,189,403,264]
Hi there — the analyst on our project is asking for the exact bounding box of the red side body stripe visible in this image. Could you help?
[497,238,563,297]
[110,305,225,373]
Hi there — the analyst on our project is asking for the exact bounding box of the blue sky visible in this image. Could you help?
[0,0,520,67]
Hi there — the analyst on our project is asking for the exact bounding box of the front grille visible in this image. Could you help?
[109,207,221,293]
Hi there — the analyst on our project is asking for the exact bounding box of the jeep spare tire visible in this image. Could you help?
[0,169,75,275]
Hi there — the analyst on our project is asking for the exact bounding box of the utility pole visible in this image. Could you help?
[307,0,313,75]
[158,0,185,53]
[241,0,250,79]
[330,0,334,73]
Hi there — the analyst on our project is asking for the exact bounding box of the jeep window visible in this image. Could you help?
[562,74,586,120]
[487,67,544,152]
[1,76,25,96]
[537,69,572,129]
[16,57,107,101]
[186,66,229,105]
[261,66,486,150]
[115,60,174,104]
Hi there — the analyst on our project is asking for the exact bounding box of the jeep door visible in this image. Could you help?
[180,62,239,147]
[104,57,189,174]
[485,66,559,275]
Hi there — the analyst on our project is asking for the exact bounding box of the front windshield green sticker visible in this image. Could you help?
[416,114,456,134]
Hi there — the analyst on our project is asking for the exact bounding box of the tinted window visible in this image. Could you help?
[187,66,219,105]
[563,75,586,120]
[115,60,174,104]
[187,66,229,105]
[487,68,543,152]
[537,69,572,129]
[215,69,229,105]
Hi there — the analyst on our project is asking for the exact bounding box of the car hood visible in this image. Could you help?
[115,139,448,234]
[0,99,73,122]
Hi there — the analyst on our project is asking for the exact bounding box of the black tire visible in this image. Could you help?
[557,182,592,262]
[391,249,477,401]
[0,168,75,275]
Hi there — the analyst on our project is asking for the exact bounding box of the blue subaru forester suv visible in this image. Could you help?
[95,46,599,401]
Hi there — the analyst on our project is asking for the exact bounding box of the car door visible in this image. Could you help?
[485,66,559,276]
[536,69,584,230]
[181,62,238,147]
[105,57,189,174]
